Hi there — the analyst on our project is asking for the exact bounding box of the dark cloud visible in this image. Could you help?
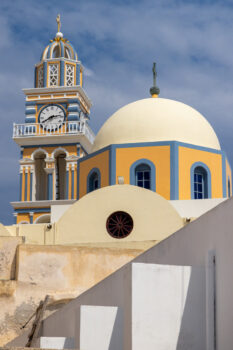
[0,0,232,224]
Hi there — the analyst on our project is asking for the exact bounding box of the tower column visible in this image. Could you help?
[66,158,78,200]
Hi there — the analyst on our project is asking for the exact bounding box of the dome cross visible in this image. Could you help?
[150,62,160,98]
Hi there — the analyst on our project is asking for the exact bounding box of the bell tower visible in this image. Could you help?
[11,16,95,224]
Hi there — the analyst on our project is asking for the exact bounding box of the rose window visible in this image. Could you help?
[106,211,133,238]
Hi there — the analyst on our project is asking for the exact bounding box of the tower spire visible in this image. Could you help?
[150,62,160,98]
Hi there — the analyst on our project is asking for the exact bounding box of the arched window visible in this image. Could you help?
[191,162,211,199]
[130,159,156,191]
[135,164,151,189]
[87,168,101,193]
[194,167,207,199]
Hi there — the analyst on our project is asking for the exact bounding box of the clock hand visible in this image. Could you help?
[41,115,62,123]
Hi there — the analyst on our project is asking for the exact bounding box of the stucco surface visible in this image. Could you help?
[0,243,143,346]
[56,185,184,244]
[0,237,22,280]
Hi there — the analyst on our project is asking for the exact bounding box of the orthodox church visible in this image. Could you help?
[11,16,231,226]
[1,17,233,349]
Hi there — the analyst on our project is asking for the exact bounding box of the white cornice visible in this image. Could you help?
[23,86,92,109]
[11,199,76,209]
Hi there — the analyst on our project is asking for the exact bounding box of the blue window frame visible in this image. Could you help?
[194,168,207,199]
[87,168,101,193]
[130,159,156,191]
[191,163,211,199]
[135,164,151,189]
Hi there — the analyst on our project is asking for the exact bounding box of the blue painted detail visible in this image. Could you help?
[60,60,64,86]
[71,168,74,199]
[37,102,67,110]
[76,63,80,85]
[109,145,116,185]
[30,214,33,224]
[130,159,156,191]
[47,173,53,200]
[87,168,101,193]
[170,142,179,200]
[19,173,22,201]
[43,62,47,87]
[15,208,50,213]
[68,99,80,104]
[68,105,79,113]
[24,172,28,201]
[60,42,64,57]
[25,117,36,123]
[67,113,79,121]
[190,162,212,199]
[20,149,24,159]
[95,141,222,154]
[25,101,36,106]
[14,214,17,224]
[30,173,33,201]
[222,152,227,198]
[66,170,69,199]
[25,108,36,115]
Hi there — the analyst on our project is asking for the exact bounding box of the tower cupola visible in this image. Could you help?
[35,15,83,88]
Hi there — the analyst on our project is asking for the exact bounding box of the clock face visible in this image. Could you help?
[39,105,65,131]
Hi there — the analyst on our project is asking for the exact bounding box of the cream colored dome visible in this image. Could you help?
[92,98,221,152]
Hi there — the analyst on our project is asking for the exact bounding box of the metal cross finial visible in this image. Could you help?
[150,62,160,97]
[56,14,61,32]
[152,62,157,87]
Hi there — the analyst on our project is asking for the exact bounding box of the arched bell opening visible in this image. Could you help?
[54,152,66,200]
[34,214,51,224]
[34,152,48,200]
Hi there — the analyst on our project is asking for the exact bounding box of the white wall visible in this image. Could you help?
[170,198,226,218]
[78,305,123,350]
[132,263,205,350]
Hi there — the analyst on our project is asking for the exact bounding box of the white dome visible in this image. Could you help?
[92,98,221,152]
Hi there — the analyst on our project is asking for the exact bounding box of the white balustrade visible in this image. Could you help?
[13,122,95,144]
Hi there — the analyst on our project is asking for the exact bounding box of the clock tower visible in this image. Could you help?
[11,16,95,224]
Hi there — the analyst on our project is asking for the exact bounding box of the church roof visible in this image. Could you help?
[92,98,221,152]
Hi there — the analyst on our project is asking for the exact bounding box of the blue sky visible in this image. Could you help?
[0,0,233,224]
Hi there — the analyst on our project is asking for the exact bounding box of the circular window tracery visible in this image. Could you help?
[106,211,133,239]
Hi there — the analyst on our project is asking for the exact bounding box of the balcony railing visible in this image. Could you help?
[13,121,95,144]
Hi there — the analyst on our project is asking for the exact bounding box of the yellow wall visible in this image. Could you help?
[179,147,223,199]
[115,146,170,200]
[17,213,30,224]
[23,145,77,158]
[79,150,109,198]
[226,158,232,197]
